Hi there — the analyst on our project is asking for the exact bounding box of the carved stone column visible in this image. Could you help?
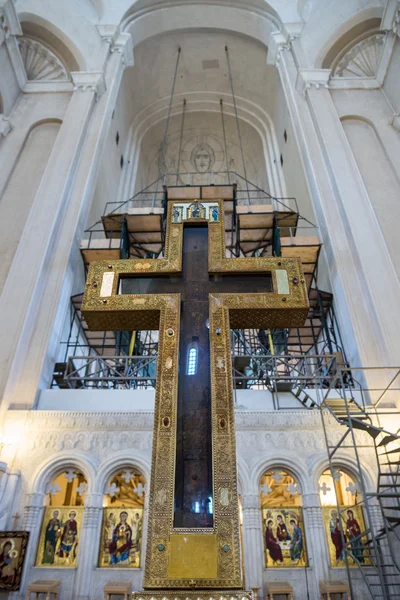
[302,492,329,598]
[0,31,133,413]
[0,467,20,529]
[268,32,400,374]
[241,493,265,597]
[74,493,103,600]
[11,492,45,600]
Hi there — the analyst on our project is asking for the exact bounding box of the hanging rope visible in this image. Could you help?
[225,45,250,204]
[176,98,186,184]
[220,99,230,184]
[152,46,181,207]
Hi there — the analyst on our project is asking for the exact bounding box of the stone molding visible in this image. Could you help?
[97,24,134,67]
[0,0,22,46]
[382,0,400,36]
[71,71,106,99]
[295,69,331,96]
[0,115,12,138]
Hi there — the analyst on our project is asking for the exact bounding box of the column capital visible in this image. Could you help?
[97,24,134,67]
[381,0,400,36]
[0,115,12,138]
[267,31,291,66]
[71,71,106,99]
[0,0,22,46]
[241,493,260,511]
[84,492,103,509]
[295,69,331,96]
[25,492,44,508]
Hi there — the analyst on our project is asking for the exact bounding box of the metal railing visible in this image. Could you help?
[63,355,157,390]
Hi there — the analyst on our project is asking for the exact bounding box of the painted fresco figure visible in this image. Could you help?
[276,514,291,542]
[329,510,345,562]
[42,510,60,564]
[289,519,303,562]
[265,519,283,564]
[56,510,78,561]
[109,511,132,565]
[346,509,364,563]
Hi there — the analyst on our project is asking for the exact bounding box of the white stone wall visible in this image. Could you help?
[0,408,377,600]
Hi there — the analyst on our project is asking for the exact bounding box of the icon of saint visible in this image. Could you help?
[346,509,364,563]
[56,510,78,563]
[329,509,345,562]
[289,519,303,562]
[108,511,132,565]
[42,510,61,564]
[276,514,291,542]
[0,540,16,587]
[265,519,283,564]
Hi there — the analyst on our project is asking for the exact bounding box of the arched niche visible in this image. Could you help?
[35,468,87,568]
[99,467,146,568]
[260,467,308,568]
[318,465,369,568]
[18,13,83,72]
[341,115,400,276]
[134,110,270,195]
[0,119,62,292]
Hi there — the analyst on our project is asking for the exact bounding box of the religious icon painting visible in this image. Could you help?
[0,531,29,591]
[171,205,183,224]
[208,204,219,222]
[262,508,307,568]
[322,506,370,568]
[187,200,206,220]
[36,507,83,567]
[99,508,143,568]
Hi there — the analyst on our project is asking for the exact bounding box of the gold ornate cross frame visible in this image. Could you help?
[82,198,308,590]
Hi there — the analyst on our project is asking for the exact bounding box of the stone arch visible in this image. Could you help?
[310,453,376,494]
[251,455,310,498]
[94,451,151,496]
[28,451,97,497]
[18,12,84,71]
[120,1,282,50]
[340,114,400,275]
[120,91,285,204]
[316,9,384,69]
[0,118,62,291]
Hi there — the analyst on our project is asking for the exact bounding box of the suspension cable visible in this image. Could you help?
[176,98,186,185]
[220,99,230,184]
[225,45,250,205]
[153,46,181,206]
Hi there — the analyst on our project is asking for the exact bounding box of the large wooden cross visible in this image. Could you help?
[82,194,308,590]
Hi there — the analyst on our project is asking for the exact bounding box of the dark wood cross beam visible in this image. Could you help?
[120,225,272,528]
[82,197,308,589]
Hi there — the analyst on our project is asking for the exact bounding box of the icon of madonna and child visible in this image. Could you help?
[324,506,369,567]
[99,508,143,568]
[263,509,307,567]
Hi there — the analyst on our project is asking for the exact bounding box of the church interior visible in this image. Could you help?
[1,0,400,598]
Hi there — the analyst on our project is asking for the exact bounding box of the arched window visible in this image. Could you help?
[36,469,87,567]
[260,469,307,568]
[187,347,198,375]
[99,469,145,568]
[319,467,368,567]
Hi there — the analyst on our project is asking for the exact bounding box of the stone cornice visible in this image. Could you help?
[295,69,331,95]
[71,71,106,98]
[97,25,134,67]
